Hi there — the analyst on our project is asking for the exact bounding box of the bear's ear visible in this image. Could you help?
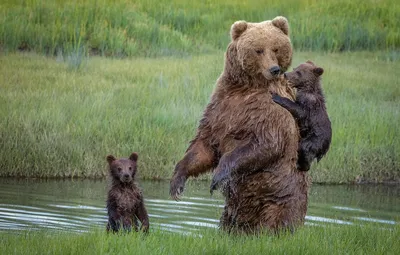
[129,152,138,162]
[306,60,315,65]
[231,21,248,40]
[272,16,289,36]
[106,155,116,164]
[313,67,324,76]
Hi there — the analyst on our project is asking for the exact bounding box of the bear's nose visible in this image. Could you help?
[269,66,281,76]
[123,173,130,178]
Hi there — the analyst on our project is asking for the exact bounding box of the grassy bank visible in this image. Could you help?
[1,225,399,255]
[0,52,399,183]
[0,0,399,57]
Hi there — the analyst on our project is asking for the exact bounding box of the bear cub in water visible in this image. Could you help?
[273,61,332,171]
[106,152,149,233]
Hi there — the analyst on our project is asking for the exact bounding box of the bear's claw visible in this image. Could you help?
[170,175,186,201]
[210,169,229,194]
[209,180,218,195]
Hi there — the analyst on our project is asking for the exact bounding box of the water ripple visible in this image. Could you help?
[0,179,398,233]
[306,216,353,225]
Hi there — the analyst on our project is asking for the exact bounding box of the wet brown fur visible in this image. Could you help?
[106,153,149,233]
[170,16,310,234]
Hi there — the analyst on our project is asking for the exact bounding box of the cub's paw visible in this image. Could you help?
[272,93,283,104]
[170,175,187,201]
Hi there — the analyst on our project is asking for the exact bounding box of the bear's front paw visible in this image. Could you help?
[170,175,187,201]
[210,167,229,194]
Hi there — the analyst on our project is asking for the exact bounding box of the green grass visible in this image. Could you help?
[1,224,399,255]
[0,0,399,57]
[0,51,399,183]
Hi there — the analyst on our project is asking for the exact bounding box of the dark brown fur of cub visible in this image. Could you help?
[106,153,149,233]
[273,61,332,171]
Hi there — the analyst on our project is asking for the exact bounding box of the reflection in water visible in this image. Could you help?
[0,178,398,234]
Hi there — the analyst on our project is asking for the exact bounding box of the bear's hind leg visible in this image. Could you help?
[107,217,121,233]
[122,218,133,232]
[297,139,319,171]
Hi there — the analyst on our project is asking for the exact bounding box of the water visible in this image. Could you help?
[0,178,398,234]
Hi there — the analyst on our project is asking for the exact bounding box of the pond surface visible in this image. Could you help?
[0,178,399,234]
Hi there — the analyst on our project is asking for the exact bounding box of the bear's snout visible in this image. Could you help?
[120,172,132,182]
[269,66,281,76]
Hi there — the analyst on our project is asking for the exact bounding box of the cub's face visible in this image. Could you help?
[285,61,324,91]
[106,153,138,183]
[231,17,293,81]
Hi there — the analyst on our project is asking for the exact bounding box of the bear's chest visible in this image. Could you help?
[114,189,139,212]
[209,93,270,135]
[205,92,273,153]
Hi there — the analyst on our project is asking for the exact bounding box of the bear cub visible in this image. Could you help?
[106,152,149,233]
[272,61,332,171]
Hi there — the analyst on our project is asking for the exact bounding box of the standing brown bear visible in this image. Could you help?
[272,61,332,172]
[106,153,149,233]
[170,16,309,233]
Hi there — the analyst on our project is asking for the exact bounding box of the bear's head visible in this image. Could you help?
[106,153,138,183]
[229,16,292,81]
[284,61,324,91]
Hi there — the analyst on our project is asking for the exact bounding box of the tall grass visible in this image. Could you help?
[0,52,399,183]
[0,0,200,57]
[0,0,399,57]
[1,224,399,255]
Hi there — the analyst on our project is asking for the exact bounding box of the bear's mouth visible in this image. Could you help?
[121,176,132,183]
[262,72,279,81]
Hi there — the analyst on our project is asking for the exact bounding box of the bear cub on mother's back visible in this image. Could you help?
[273,61,332,171]
[106,153,149,233]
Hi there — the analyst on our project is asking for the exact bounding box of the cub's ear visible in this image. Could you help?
[313,67,324,76]
[231,21,248,40]
[306,60,315,65]
[272,16,289,36]
[106,155,116,164]
[129,152,138,162]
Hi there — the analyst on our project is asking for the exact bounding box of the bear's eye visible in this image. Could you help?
[255,49,264,54]
[273,49,278,53]
[117,167,122,172]
[129,167,132,171]
[296,71,302,77]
